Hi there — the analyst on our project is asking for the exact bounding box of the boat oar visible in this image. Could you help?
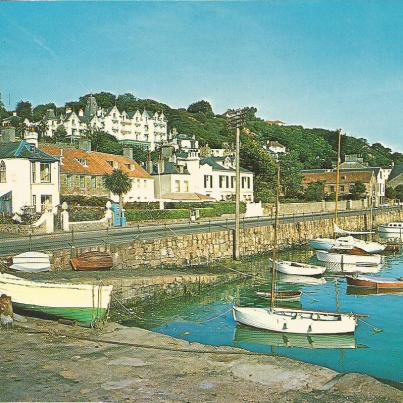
[358,317,383,333]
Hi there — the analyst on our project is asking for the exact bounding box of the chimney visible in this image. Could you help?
[78,109,84,117]
[12,112,17,117]
[66,107,72,114]
[123,147,133,160]
[0,127,16,143]
[78,138,91,152]
[24,130,39,148]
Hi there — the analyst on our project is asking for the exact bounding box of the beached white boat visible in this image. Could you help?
[271,259,325,276]
[233,306,357,334]
[308,236,385,254]
[8,251,51,273]
[0,273,113,327]
[316,249,383,266]
[378,222,403,235]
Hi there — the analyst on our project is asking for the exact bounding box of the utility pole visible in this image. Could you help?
[334,128,342,227]
[227,108,246,260]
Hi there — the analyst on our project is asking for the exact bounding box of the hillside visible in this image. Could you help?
[3,92,402,202]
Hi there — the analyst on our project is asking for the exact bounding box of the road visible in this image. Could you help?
[0,207,398,256]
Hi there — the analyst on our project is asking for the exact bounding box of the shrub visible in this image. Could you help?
[69,206,104,222]
[125,209,190,222]
[61,195,110,207]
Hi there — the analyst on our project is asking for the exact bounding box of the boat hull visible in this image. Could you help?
[378,223,403,234]
[346,275,403,290]
[71,251,113,271]
[275,261,325,276]
[0,273,113,327]
[309,237,385,254]
[316,250,383,265]
[233,306,357,334]
[8,252,51,273]
[256,291,302,302]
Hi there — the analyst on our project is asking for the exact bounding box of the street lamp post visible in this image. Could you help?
[227,108,247,260]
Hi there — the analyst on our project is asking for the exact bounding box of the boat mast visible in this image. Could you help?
[334,129,342,233]
[270,163,281,308]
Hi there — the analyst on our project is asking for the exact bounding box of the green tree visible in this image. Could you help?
[32,103,57,122]
[79,92,116,109]
[304,182,325,201]
[88,130,123,155]
[16,101,32,120]
[350,181,367,200]
[385,187,397,200]
[53,125,68,143]
[278,151,303,198]
[187,100,213,115]
[395,185,403,201]
[0,100,9,120]
[103,169,132,216]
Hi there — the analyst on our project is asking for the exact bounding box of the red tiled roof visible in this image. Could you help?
[40,145,151,179]
[302,171,373,185]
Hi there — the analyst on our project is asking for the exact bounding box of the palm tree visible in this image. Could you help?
[103,169,132,221]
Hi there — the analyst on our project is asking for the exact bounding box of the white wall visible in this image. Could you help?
[0,159,60,213]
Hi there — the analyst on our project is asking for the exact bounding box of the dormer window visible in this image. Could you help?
[107,160,114,167]
[77,158,87,167]
[0,161,6,183]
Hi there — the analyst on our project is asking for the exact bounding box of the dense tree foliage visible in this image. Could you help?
[0,101,9,120]
[304,182,325,202]
[16,101,32,120]
[32,103,57,122]
[187,100,213,115]
[350,181,367,200]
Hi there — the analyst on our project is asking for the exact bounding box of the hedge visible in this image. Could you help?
[61,195,110,207]
[69,207,105,222]
[125,209,190,222]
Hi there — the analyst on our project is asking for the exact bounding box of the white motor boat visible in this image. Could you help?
[271,259,325,276]
[8,251,51,273]
[316,249,383,266]
[233,306,357,334]
[378,222,403,235]
[322,262,383,274]
[279,274,327,285]
[309,236,385,254]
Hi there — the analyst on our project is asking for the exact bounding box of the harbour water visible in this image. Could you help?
[119,247,403,383]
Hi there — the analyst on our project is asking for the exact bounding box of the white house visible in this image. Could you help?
[41,95,168,151]
[266,140,287,157]
[161,133,254,202]
[0,134,60,214]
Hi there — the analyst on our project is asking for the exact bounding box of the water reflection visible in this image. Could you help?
[233,325,363,350]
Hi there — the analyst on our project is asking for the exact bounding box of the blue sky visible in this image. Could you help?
[0,1,402,151]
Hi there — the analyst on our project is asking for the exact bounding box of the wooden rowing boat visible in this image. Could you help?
[346,275,403,290]
[256,291,302,302]
[71,251,113,271]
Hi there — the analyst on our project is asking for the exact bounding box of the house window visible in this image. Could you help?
[225,176,229,188]
[32,195,36,209]
[31,162,37,183]
[91,176,97,188]
[247,177,251,189]
[40,163,51,183]
[174,180,181,192]
[0,161,6,183]
[231,176,235,188]
[66,175,73,188]
[330,185,335,192]
[204,175,212,188]
[340,185,345,192]
[219,175,225,188]
[80,175,86,189]
[184,181,189,192]
[40,195,52,211]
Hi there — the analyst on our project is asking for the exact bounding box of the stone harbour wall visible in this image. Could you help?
[49,208,403,271]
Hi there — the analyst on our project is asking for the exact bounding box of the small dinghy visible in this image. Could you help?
[346,275,403,290]
[270,259,325,276]
[256,290,302,302]
[71,251,113,271]
[233,306,357,334]
[0,273,113,327]
[8,252,51,273]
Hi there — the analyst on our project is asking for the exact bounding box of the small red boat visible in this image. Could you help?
[71,251,113,272]
[256,291,302,301]
[346,275,403,290]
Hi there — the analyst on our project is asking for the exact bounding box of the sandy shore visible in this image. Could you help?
[0,318,401,402]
